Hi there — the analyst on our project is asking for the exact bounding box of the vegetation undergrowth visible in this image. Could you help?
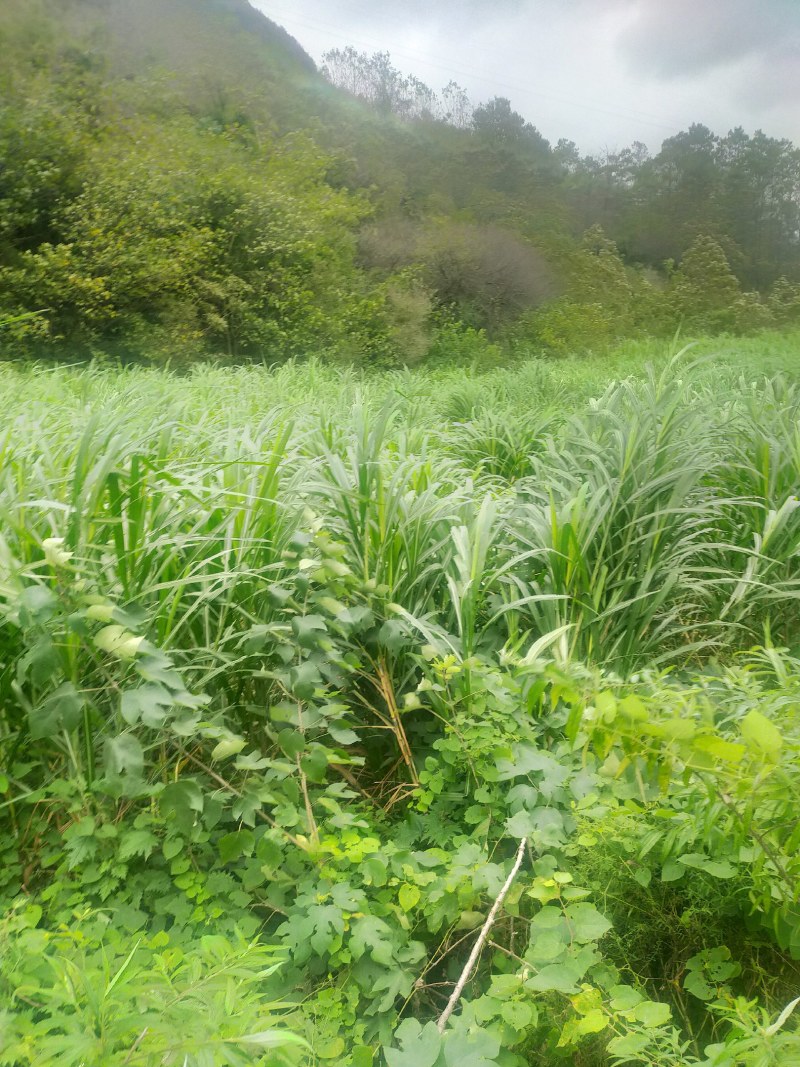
[1,339,800,1066]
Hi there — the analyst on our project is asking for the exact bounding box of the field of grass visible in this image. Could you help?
[1,333,800,1066]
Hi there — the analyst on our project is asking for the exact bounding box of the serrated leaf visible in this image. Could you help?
[118,829,158,861]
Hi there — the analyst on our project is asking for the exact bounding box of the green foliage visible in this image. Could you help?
[2,1,797,364]
[670,236,743,333]
[0,905,306,1066]
[1,347,800,1065]
[1,117,378,361]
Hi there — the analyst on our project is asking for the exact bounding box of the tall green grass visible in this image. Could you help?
[1,334,800,686]
[2,335,800,1065]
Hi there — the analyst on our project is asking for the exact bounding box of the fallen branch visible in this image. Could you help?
[437,836,528,1033]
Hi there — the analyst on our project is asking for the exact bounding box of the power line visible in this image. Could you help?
[254,4,683,136]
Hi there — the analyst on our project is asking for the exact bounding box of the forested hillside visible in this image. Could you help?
[2,0,799,363]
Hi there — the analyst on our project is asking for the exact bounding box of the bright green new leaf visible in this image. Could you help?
[740,709,783,755]
[95,624,144,659]
[398,884,420,911]
[211,736,246,761]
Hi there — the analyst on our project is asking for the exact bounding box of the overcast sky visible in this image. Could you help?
[252,0,800,155]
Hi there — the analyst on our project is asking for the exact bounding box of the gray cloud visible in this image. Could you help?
[613,0,800,87]
[253,0,800,150]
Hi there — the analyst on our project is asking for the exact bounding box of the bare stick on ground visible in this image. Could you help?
[437,836,528,1033]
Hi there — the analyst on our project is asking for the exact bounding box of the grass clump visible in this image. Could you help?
[1,334,800,1065]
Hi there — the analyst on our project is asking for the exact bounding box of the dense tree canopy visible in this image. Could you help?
[1,0,799,362]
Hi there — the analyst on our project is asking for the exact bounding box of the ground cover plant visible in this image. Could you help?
[1,336,800,1066]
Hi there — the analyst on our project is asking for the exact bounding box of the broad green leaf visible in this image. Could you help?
[679,853,736,879]
[595,690,617,721]
[527,932,566,963]
[328,720,360,745]
[350,1047,375,1067]
[692,736,747,764]
[565,902,612,942]
[385,1019,441,1067]
[19,585,57,624]
[443,1025,501,1067]
[289,660,322,700]
[362,856,388,886]
[398,884,420,911]
[160,779,204,834]
[95,624,144,659]
[30,682,84,739]
[661,859,685,882]
[104,733,144,779]
[292,615,327,649]
[632,1000,671,1027]
[162,837,183,861]
[278,728,305,758]
[230,1030,309,1048]
[618,694,648,722]
[501,1000,536,1030]
[350,915,395,966]
[489,974,523,997]
[219,828,255,864]
[121,684,173,727]
[317,1036,346,1060]
[526,960,585,994]
[609,985,644,1011]
[607,1033,651,1058]
[740,710,783,755]
[574,1008,607,1036]
[211,736,246,761]
[505,810,538,838]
